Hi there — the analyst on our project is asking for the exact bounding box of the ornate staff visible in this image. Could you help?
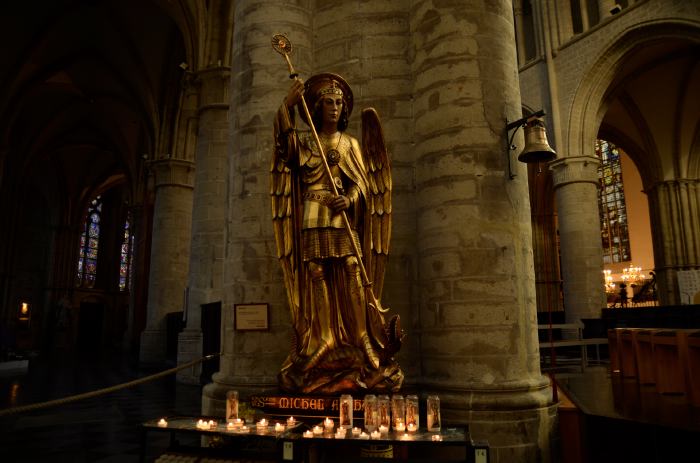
[271,34,389,313]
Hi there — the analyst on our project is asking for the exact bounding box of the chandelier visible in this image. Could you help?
[603,269,616,292]
[620,264,645,284]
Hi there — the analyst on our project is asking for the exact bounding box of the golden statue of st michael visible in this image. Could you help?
[271,71,403,394]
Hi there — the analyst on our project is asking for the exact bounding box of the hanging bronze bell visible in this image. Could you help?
[518,117,557,163]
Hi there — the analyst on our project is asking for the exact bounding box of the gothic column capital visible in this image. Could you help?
[646,178,700,194]
[549,155,600,189]
[149,158,195,189]
[193,66,231,115]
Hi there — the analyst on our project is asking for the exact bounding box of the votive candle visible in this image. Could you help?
[303,430,314,438]
[370,430,381,440]
[157,418,168,428]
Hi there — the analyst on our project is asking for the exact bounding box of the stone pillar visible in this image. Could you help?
[550,156,606,322]
[598,0,619,19]
[578,0,590,31]
[177,67,230,384]
[411,1,554,461]
[647,180,700,305]
[513,0,528,66]
[124,204,142,351]
[554,0,576,46]
[202,0,312,417]
[139,158,194,365]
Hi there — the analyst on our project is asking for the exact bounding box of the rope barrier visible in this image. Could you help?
[0,352,221,417]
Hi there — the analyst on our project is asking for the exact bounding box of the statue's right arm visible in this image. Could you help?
[274,99,298,164]
[275,80,306,164]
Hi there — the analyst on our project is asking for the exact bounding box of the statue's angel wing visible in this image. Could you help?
[361,108,392,300]
[271,123,303,331]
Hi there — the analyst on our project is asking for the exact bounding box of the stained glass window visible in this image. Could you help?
[77,195,102,287]
[596,140,631,264]
[119,212,133,292]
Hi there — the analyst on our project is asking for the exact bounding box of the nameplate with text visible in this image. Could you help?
[249,394,364,418]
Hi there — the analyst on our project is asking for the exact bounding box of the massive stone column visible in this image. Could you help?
[550,156,606,321]
[202,0,312,416]
[411,1,554,461]
[647,180,700,305]
[139,158,194,365]
[177,67,230,384]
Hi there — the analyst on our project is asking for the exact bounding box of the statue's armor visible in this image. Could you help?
[299,133,361,262]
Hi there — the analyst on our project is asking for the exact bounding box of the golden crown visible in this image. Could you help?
[318,81,343,97]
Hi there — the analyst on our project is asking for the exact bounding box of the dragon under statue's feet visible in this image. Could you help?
[301,340,331,372]
[361,333,380,370]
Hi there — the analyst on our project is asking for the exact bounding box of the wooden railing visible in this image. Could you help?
[538,322,608,371]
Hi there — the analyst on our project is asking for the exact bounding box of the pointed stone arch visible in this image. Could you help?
[566,20,700,170]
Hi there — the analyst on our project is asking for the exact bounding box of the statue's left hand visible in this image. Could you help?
[330,195,350,212]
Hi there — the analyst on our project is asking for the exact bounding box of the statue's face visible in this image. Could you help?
[321,94,343,128]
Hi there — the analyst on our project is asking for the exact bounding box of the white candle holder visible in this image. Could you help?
[405,394,419,430]
[339,394,353,429]
[226,390,239,421]
[427,395,441,432]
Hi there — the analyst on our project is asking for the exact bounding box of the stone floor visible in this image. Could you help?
[4,350,700,462]
[0,352,205,462]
